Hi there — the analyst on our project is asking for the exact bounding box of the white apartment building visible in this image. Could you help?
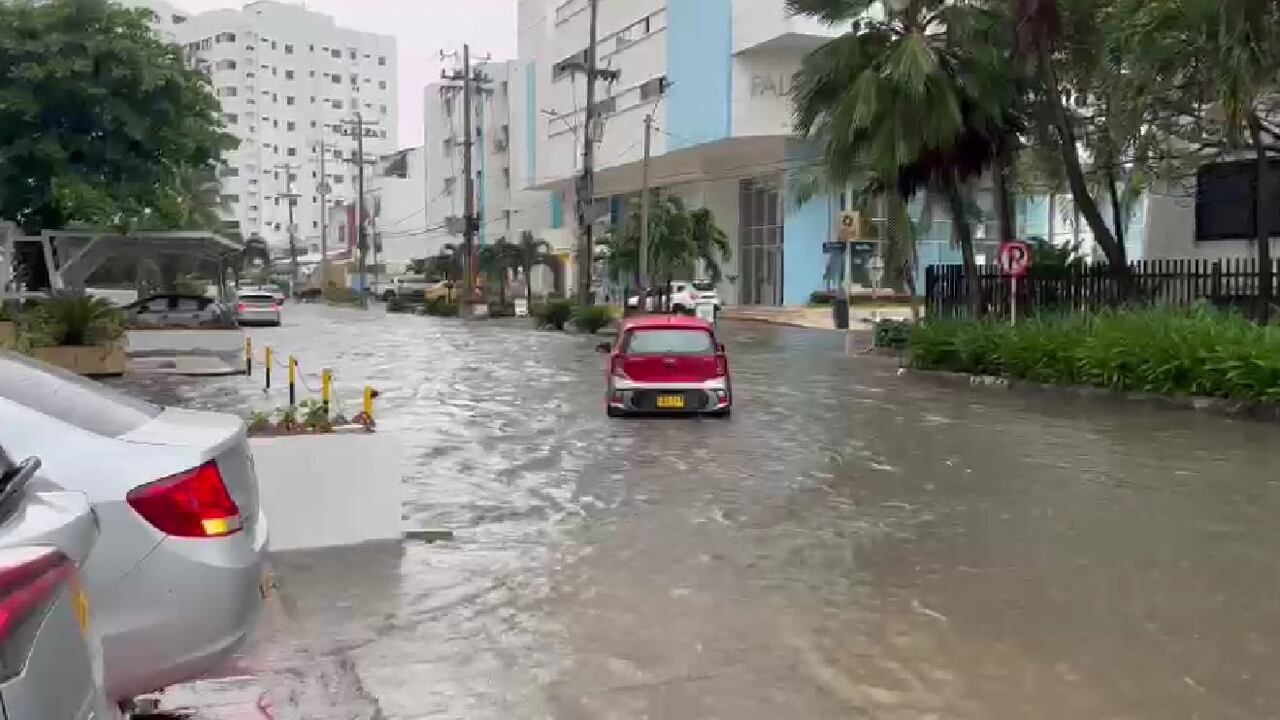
[137,1,399,252]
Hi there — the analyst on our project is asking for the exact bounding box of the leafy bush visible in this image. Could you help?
[908,307,1280,403]
[572,305,614,334]
[873,319,913,349]
[28,292,124,347]
[809,290,836,306]
[422,296,458,317]
[540,299,575,331]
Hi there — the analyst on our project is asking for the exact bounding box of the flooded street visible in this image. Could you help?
[121,304,1280,719]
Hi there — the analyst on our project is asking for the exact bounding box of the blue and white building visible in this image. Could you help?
[516,0,1272,306]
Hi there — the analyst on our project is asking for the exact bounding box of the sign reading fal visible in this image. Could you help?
[750,74,792,98]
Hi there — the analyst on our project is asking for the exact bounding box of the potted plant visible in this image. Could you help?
[26,292,127,376]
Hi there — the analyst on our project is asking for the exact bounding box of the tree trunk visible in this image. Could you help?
[1035,40,1127,268]
[525,262,534,309]
[942,174,983,318]
[1249,112,1274,323]
[892,191,922,322]
[1105,167,1126,250]
[993,142,1016,245]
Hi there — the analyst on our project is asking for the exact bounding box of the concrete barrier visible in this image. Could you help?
[248,433,404,552]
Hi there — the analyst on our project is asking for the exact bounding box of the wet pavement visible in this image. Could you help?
[117,303,1280,719]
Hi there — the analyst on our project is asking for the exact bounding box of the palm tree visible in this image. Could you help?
[477,238,520,308]
[514,231,556,308]
[644,195,732,311]
[790,0,1024,317]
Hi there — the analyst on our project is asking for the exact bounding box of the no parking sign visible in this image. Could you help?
[998,240,1033,324]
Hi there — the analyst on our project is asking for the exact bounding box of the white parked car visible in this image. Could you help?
[626,281,721,314]
[235,291,283,326]
[0,351,269,702]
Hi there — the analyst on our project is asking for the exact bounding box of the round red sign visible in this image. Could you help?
[998,240,1032,278]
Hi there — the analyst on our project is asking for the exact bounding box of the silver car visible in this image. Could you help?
[126,294,235,329]
[0,448,118,719]
[235,291,283,326]
[0,351,268,702]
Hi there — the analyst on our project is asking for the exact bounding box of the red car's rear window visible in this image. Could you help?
[623,329,715,356]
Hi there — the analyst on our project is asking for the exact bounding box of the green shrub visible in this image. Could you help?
[29,292,124,347]
[422,296,458,317]
[572,305,613,334]
[908,307,1280,403]
[540,299,575,331]
[809,290,836,306]
[873,319,913,350]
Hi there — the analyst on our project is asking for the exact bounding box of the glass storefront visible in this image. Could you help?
[738,177,784,306]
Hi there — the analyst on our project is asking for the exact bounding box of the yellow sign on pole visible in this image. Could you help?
[838,211,862,242]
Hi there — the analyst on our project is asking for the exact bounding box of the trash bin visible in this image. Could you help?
[832,297,850,330]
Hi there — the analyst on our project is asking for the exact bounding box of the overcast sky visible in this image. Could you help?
[168,0,517,145]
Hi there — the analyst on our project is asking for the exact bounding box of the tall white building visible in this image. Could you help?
[137,1,398,251]
[419,60,553,263]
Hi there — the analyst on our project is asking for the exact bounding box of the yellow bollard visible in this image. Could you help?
[288,356,297,407]
[321,369,333,414]
[362,386,374,421]
[244,337,253,376]
[264,347,273,390]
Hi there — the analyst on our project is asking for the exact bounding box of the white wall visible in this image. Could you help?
[732,0,844,54]
[732,51,804,138]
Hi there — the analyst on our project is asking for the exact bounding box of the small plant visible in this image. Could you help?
[248,411,272,434]
[298,399,333,433]
[572,305,613,334]
[540,299,575,331]
[873,319,913,350]
[29,292,124,346]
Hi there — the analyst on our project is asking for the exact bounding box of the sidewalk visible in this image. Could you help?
[721,304,915,330]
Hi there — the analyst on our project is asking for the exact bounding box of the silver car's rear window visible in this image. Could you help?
[0,351,162,437]
[238,294,275,303]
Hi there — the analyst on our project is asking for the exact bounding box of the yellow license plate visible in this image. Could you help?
[656,395,685,409]
[73,588,90,635]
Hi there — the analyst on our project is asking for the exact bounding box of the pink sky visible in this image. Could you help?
[170,0,518,145]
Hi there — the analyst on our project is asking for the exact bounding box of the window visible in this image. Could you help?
[0,353,162,438]
[218,86,237,97]
[379,104,387,114]
[271,41,278,50]
[351,73,359,85]
[287,121,296,131]
[216,31,236,43]
[216,59,237,70]
[285,69,294,80]
[331,74,341,84]
[223,112,238,124]
[331,48,341,59]
[622,329,715,356]
[1196,160,1280,240]
[379,129,387,138]
[378,55,387,66]
[333,175,344,184]
[272,119,279,128]
[220,166,240,177]
[553,50,587,81]
[378,80,386,90]
[310,120,317,128]
[272,67,278,77]
[288,173,298,182]
[284,44,294,54]
[332,99,344,110]
[172,14,187,24]
[309,44,315,52]
[287,147,297,157]
[286,96,296,105]
[349,48,357,60]
[272,92,278,103]
[221,194,240,205]
[310,70,316,78]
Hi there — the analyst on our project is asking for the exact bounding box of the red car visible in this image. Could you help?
[599,314,732,418]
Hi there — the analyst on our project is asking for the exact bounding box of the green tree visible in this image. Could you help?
[424,244,461,301]
[790,0,1023,317]
[514,231,556,308]
[478,238,521,307]
[0,0,237,234]
[604,194,731,311]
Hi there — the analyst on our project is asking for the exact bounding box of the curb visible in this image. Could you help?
[905,369,1280,424]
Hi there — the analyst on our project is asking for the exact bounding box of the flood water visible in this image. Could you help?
[119,304,1280,719]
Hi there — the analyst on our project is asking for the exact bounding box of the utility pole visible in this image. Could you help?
[638,113,654,297]
[570,0,619,306]
[274,163,301,296]
[317,138,330,293]
[441,46,493,317]
[340,113,381,309]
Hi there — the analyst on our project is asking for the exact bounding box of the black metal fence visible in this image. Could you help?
[925,258,1280,320]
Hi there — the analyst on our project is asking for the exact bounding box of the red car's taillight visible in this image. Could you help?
[715,355,728,377]
[127,461,243,538]
[610,356,628,379]
[237,303,247,312]
[0,549,74,677]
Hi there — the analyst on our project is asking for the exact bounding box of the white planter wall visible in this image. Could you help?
[249,433,404,552]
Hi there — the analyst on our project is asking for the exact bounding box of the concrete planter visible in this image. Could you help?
[248,432,404,552]
[0,321,14,348]
[30,342,126,377]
